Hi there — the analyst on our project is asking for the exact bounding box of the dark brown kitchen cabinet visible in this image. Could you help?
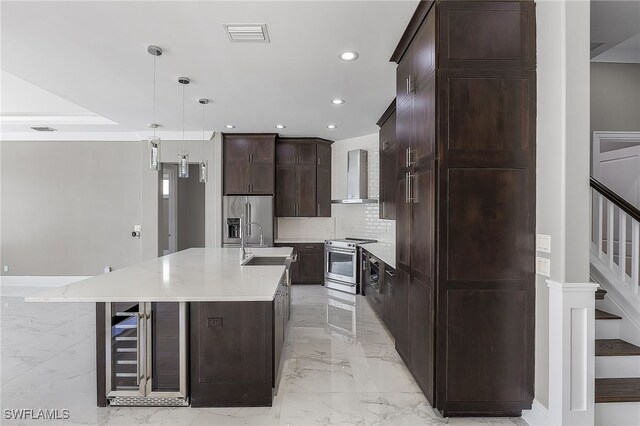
[377,101,397,220]
[190,301,273,407]
[223,133,276,195]
[275,138,332,217]
[390,0,535,417]
[273,278,287,387]
[295,244,323,284]
[316,142,332,217]
[275,243,324,284]
[393,268,410,363]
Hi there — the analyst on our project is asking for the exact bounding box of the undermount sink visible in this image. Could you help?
[242,256,288,266]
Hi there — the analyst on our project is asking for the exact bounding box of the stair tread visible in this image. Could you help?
[595,288,607,300]
[596,339,640,356]
[596,309,622,320]
[596,378,640,403]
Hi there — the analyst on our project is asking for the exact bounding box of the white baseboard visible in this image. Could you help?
[522,399,552,426]
[0,276,92,287]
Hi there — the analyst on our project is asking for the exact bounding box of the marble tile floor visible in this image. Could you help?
[0,285,528,426]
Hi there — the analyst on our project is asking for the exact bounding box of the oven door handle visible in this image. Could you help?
[326,248,356,255]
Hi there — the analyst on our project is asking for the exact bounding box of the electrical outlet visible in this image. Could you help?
[3,265,8,272]
[536,234,551,253]
[536,257,550,277]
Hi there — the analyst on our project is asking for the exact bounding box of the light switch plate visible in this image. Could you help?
[134,225,141,232]
[2,266,8,272]
[536,257,551,277]
[536,234,551,253]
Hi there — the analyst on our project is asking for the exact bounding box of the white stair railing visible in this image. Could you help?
[591,178,640,295]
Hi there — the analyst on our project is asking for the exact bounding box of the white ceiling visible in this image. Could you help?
[592,32,640,63]
[591,0,640,60]
[1,1,418,141]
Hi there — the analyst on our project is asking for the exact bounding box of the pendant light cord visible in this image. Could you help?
[153,56,157,138]
[202,102,205,157]
[182,83,185,149]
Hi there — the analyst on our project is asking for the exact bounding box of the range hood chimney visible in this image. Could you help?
[332,149,378,204]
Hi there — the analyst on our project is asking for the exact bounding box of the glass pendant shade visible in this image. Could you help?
[148,137,161,170]
[178,152,189,178]
[199,161,208,183]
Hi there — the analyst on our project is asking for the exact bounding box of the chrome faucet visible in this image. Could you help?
[240,216,264,261]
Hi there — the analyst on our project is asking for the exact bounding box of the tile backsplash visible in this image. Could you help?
[276,132,395,243]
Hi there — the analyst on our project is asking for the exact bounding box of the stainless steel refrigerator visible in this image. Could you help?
[222,196,274,247]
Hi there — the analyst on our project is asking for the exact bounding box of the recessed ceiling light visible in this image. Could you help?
[332,99,345,105]
[275,124,286,129]
[339,51,358,61]
[327,124,337,129]
[225,124,235,129]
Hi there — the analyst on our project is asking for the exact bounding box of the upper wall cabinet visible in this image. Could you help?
[223,134,277,195]
[437,1,536,70]
[275,138,332,218]
[377,100,397,220]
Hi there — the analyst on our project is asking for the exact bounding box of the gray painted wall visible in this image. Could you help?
[1,141,144,275]
[591,62,640,133]
[0,136,221,277]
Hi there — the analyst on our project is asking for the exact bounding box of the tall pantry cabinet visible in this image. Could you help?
[392,0,536,416]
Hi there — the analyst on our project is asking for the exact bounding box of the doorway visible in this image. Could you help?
[158,163,205,256]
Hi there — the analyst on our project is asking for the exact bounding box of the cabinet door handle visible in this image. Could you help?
[405,173,410,203]
[406,147,415,167]
[407,172,415,203]
[304,245,314,249]
[385,270,396,277]
[317,203,320,216]
[407,75,415,94]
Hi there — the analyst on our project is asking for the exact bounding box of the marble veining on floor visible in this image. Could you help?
[1,285,527,425]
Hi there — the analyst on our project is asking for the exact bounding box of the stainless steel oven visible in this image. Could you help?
[324,238,376,294]
[325,244,358,285]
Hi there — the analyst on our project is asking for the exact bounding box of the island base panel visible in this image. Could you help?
[190,301,274,407]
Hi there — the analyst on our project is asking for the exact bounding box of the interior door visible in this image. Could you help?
[160,165,178,255]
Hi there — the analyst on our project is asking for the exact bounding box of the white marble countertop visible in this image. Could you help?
[362,242,396,269]
[26,247,293,303]
[275,238,327,244]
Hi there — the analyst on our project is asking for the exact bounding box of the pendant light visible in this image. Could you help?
[147,45,163,170]
[178,77,190,178]
[198,98,209,183]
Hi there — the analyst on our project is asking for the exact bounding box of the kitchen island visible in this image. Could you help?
[27,247,294,408]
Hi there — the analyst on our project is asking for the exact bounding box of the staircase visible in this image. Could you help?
[594,290,640,425]
[590,178,640,425]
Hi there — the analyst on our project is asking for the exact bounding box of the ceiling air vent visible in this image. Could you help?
[223,24,270,43]
[30,126,57,132]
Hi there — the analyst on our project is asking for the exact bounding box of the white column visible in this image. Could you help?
[548,280,598,426]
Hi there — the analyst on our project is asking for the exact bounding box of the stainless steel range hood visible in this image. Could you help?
[332,149,378,204]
